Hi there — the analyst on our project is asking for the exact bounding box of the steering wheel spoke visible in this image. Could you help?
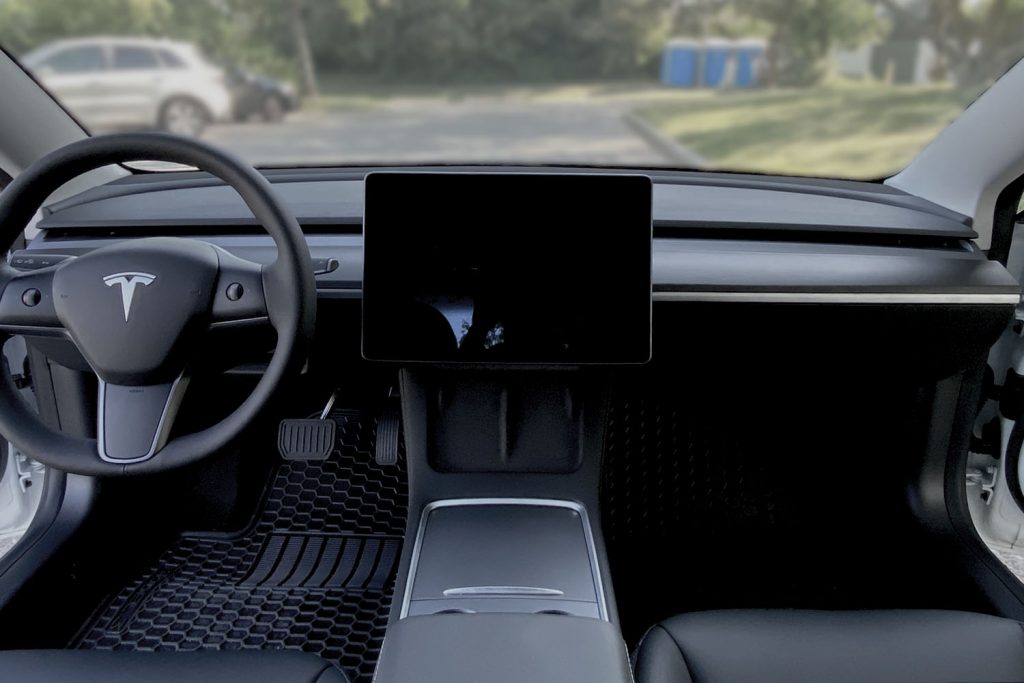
[0,263,66,336]
[210,249,270,328]
[97,376,189,463]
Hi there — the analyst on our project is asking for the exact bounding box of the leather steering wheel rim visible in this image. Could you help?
[0,133,316,475]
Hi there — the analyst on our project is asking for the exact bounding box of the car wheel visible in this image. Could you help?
[262,95,286,123]
[159,98,210,137]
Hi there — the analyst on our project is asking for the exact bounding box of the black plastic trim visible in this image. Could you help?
[988,173,1024,265]
[0,45,91,140]
[941,362,1024,620]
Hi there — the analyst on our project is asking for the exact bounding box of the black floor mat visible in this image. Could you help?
[74,410,407,683]
[600,377,987,647]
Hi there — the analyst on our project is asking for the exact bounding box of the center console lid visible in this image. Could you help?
[376,613,632,683]
[402,499,608,619]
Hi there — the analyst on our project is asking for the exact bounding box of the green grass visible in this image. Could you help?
[637,82,980,179]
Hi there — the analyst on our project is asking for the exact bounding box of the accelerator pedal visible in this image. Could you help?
[375,398,402,466]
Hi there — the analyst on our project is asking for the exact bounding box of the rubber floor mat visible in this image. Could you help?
[600,376,982,647]
[74,410,407,683]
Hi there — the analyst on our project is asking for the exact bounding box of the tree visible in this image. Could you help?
[288,0,319,96]
[303,0,676,83]
[0,0,176,55]
[578,0,675,77]
[742,0,879,86]
[875,0,1024,86]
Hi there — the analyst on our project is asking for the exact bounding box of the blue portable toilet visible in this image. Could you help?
[702,38,732,87]
[734,38,767,88]
[661,38,700,87]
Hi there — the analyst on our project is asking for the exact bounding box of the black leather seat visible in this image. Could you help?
[634,609,1024,683]
[0,649,347,682]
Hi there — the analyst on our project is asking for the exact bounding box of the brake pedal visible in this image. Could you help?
[277,419,335,460]
[277,391,338,461]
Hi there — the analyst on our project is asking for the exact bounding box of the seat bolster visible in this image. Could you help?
[634,625,694,683]
[635,609,1024,683]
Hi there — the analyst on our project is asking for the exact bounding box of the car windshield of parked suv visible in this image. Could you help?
[3,0,1023,179]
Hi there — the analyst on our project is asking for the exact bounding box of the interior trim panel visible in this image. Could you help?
[21,236,1020,306]
[653,291,1021,304]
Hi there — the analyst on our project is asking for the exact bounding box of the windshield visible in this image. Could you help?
[3,0,1022,179]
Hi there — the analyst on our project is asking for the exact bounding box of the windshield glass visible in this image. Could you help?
[3,0,1022,179]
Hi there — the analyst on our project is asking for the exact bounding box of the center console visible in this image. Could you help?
[375,613,632,683]
[380,493,630,683]
[402,499,607,619]
[362,171,652,683]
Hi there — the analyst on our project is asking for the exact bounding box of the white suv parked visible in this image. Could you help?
[21,37,232,137]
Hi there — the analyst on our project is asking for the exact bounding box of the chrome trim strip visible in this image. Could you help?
[652,291,1022,304]
[442,586,566,598]
[400,498,609,621]
[319,288,1021,305]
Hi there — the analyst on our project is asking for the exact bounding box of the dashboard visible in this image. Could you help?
[13,166,1020,373]
[21,166,1018,304]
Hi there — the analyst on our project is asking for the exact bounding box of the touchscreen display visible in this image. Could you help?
[362,173,652,364]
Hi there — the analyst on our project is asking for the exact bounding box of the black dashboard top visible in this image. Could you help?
[25,166,1017,309]
[38,166,973,239]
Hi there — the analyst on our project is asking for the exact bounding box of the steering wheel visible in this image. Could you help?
[0,133,316,475]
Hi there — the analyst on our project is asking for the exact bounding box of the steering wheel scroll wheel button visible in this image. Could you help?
[210,247,269,323]
[21,289,41,307]
[0,269,61,331]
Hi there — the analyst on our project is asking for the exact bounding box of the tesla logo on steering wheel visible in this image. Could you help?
[103,272,156,322]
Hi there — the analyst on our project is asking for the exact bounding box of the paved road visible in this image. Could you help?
[205,98,672,166]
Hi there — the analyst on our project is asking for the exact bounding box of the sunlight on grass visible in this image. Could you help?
[638,83,978,179]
